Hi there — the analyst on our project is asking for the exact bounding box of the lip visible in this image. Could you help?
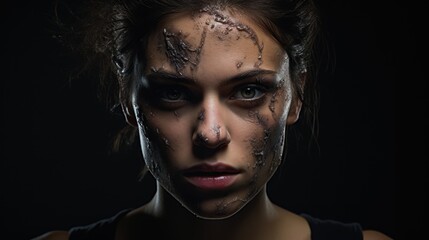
[182,163,241,191]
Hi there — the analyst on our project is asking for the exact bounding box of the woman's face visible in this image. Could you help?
[129,8,300,219]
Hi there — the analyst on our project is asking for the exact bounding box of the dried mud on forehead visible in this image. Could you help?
[198,6,264,61]
[161,6,265,75]
[163,28,207,75]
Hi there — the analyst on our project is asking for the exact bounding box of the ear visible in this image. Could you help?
[286,97,302,125]
[286,73,305,125]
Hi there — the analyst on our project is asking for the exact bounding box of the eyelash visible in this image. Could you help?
[159,87,188,102]
[153,85,192,109]
[153,83,271,109]
[231,85,266,100]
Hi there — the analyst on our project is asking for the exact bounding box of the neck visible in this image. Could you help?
[145,182,279,240]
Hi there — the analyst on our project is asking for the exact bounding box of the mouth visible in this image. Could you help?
[182,163,241,191]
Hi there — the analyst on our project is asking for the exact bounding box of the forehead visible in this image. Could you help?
[146,8,285,78]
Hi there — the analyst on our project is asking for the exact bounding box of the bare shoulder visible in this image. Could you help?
[363,230,394,240]
[274,206,312,240]
[30,231,69,240]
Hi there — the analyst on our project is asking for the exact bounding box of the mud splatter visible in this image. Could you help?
[269,91,278,113]
[162,137,172,149]
[212,125,221,140]
[150,66,158,73]
[163,27,207,75]
[263,129,270,144]
[247,111,269,128]
[192,28,207,72]
[245,125,271,171]
[173,110,180,120]
[199,6,264,68]
[269,79,286,117]
[156,128,174,150]
[215,197,247,216]
[198,109,205,121]
[253,150,265,168]
[134,107,145,128]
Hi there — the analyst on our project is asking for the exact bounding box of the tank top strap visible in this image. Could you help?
[69,208,132,240]
[301,213,363,240]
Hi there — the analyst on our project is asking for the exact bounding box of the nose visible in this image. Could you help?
[192,95,231,150]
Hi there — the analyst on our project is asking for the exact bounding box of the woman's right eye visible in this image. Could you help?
[160,88,186,102]
[149,85,193,110]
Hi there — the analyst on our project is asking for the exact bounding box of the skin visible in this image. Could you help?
[32,7,393,240]
[129,9,295,220]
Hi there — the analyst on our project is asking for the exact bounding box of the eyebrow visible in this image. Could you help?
[146,71,195,84]
[145,69,277,84]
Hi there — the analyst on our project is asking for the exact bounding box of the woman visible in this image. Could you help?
[33,0,393,239]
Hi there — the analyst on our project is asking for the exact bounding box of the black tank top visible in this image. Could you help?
[69,209,131,240]
[301,213,363,240]
[69,210,363,240]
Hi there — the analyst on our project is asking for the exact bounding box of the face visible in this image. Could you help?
[128,7,300,219]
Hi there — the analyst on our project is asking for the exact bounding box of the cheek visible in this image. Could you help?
[244,117,285,170]
[271,81,292,123]
[264,89,289,168]
[136,106,193,169]
[240,90,289,180]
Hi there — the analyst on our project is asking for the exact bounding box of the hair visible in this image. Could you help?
[58,0,323,157]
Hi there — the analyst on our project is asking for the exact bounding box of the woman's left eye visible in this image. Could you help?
[232,85,265,100]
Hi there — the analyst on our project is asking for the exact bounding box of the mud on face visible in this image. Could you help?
[160,6,265,76]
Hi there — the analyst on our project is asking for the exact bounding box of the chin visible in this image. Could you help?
[184,196,249,220]
[191,208,241,220]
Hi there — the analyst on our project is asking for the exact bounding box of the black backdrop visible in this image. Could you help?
[3,0,415,239]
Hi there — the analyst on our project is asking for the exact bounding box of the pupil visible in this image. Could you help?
[167,90,180,100]
[242,87,255,98]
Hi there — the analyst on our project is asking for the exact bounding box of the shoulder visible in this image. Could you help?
[31,209,133,240]
[115,206,163,239]
[274,206,312,240]
[30,231,69,240]
[363,230,394,240]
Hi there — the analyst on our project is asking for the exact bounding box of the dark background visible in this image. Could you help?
[3,0,419,239]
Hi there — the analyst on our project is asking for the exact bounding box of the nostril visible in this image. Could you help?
[193,144,216,158]
[196,132,209,145]
[192,127,230,149]
[192,142,228,159]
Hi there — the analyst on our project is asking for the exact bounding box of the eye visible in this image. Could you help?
[157,86,189,102]
[240,87,258,99]
[232,85,265,100]
[159,87,187,102]
[149,85,196,110]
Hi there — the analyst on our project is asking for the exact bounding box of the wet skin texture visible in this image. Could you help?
[127,8,301,219]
